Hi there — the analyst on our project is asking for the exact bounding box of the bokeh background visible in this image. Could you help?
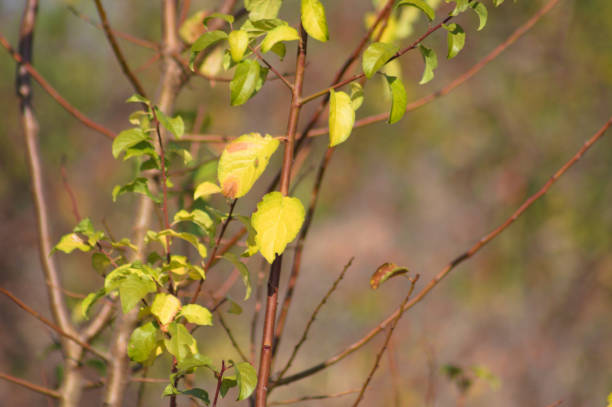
[1,0,611,406]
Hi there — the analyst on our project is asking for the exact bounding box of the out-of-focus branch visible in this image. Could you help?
[268,389,359,405]
[0,372,60,399]
[93,0,148,98]
[0,33,116,139]
[218,312,249,362]
[274,114,612,388]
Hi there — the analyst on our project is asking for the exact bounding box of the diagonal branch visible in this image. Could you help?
[0,372,60,399]
[273,114,612,388]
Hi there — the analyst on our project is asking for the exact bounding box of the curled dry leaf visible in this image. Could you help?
[370,262,409,290]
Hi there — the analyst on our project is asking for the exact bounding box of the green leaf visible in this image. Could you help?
[74,218,105,246]
[384,75,407,124]
[151,293,181,325]
[418,44,437,84]
[251,192,305,263]
[128,322,161,363]
[349,82,364,111]
[230,59,263,106]
[396,0,435,21]
[154,107,184,139]
[492,0,504,6]
[445,23,465,59]
[177,353,213,372]
[470,2,488,31]
[146,229,208,259]
[126,94,150,105]
[80,288,106,319]
[53,233,90,254]
[234,362,257,401]
[173,209,214,231]
[217,133,280,198]
[328,90,355,147]
[261,25,299,53]
[362,42,399,79]
[112,128,149,159]
[164,322,198,363]
[112,177,160,203]
[118,274,156,313]
[181,388,210,405]
[235,215,259,257]
[369,262,409,290]
[446,0,469,16]
[222,253,252,300]
[193,181,222,200]
[270,42,286,59]
[227,297,243,315]
[220,377,237,397]
[246,0,283,20]
[190,31,228,69]
[203,12,235,27]
[91,252,111,275]
[301,0,329,42]
[228,30,249,62]
[180,304,213,326]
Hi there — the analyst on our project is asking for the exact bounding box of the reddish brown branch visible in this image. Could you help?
[0,372,60,399]
[268,389,359,405]
[60,162,82,222]
[273,114,612,387]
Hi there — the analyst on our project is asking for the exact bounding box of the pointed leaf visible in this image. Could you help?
[154,107,184,139]
[261,25,300,53]
[370,262,409,290]
[396,0,435,21]
[246,0,283,20]
[349,82,364,111]
[128,322,161,363]
[328,90,355,147]
[181,388,211,405]
[194,181,222,200]
[177,353,213,372]
[301,0,329,42]
[418,44,437,84]
[230,59,263,106]
[228,30,249,62]
[173,209,214,231]
[223,252,252,300]
[118,274,157,313]
[492,0,504,6]
[151,293,182,325]
[362,42,399,79]
[446,0,469,16]
[470,2,488,31]
[234,362,257,401]
[180,304,213,326]
[445,23,465,59]
[217,133,280,198]
[80,288,106,319]
[112,128,149,159]
[251,192,305,263]
[384,75,407,124]
[53,233,90,254]
[164,322,198,363]
[203,12,235,27]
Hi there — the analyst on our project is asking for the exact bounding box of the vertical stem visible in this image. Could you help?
[255,25,307,407]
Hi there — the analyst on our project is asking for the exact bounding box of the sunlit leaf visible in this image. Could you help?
[177,353,213,372]
[128,322,161,363]
[146,229,208,259]
[370,262,409,289]
[251,192,305,263]
[235,215,259,257]
[203,12,235,27]
[233,362,257,401]
[112,128,149,159]
[328,90,355,147]
[492,0,504,6]
[53,233,90,254]
[80,288,106,319]
[396,0,435,21]
[230,59,264,106]
[180,304,213,326]
[223,252,252,300]
[446,0,469,16]
[164,322,198,363]
[228,30,249,62]
[470,2,488,31]
[349,82,364,111]
[384,75,407,124]
[301,0,329,42]
[445,23,465,59]
[246,0,283,20]
[154,107,184,139]
[217,133,280,198]
[151,293,181,325]
[261,25,300,53]
[193,181,222,200]
[173,209,214,231]
[418,44,437,84]
[362,42,399,79]
[112,177,160,203]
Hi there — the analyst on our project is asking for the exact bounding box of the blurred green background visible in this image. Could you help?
[1,0,611,406]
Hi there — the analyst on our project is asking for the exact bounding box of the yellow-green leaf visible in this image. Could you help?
[234,362,257,401]
[151,293,181,325]
[223,252,252,300]
[228,30,249,62]
[180,304,213,326]
[445,23,465,59]
[328,90,355,147]
[194,181,222,200]
[246,0,282,20]
[217,133,280,198]
[164,322,198,363]
[128,322,161,363]
[470,2,488,31]
[261,25,299,53]
[384,75,407,124]
[301,0,329,42]
[362,42,399,79]
[112,128,149,159]
[349,82,364,111]
[251,192,305,263]
[230,60,263,106]
[418,44,437,84]
[396,0,435,21]
[53,233,90,254]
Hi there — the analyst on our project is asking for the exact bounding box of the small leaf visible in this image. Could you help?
[203,12,235,27]
[151,293,182,325]
[446,0,469,16]
[492,0,504,6]
[418,44,437,84]
[228,30,249,62]
[384,75,407,124]
[301,0,329,42]
[91,252,111,275]
[246,0,283,20]
[173,209,214,231]
[146,229,207,259]
[112,177,160,203]
[179,11,207,44]
[112,128,149,159]
[190,31,228,69]
[234,362,257,401]
[177,353,213,372]
[164,322,198,363]
[396,0,435,21]
[220,377,237,397]
[181,388,211,405]
[227,298,243,315]
[223,252,252,300]
[470,2,488,31]
[445,23,465,59]
[349,82,364,111]
[80,288,106,319]
[180,304,213,326]
[362,42,399,79]
[270,42,286,59]
[230,59,262,106]
[261,25,300,53]
[251,192,305,263]
[235,215,259,257]
[128,322,161,363]
[53,233,90,254]
[193,181,222,200]
[154,107,184,139]
[217,133,280,198]
[328,90,355,147]
[370,262,409,290]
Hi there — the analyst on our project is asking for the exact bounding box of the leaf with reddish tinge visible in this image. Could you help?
[370,262,409,289]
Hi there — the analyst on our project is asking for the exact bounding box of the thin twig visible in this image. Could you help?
[268,389,359,405]
[249,45,294,91]
[218,313,249,362]
[250,260,268,364]
[352,276,419,407]
[212,360,228,407]
[276,258,354,380]
[273,114,612,387]
[0,372,60,399]
[0,287,109,362]
[60,160,82,222]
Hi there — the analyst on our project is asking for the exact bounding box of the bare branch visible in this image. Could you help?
[0,372,60,399]
[218,312,249,363]
[269,389,359,405]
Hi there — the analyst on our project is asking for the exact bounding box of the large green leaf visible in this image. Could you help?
[384,75,407,124]
[234,362,257,401]
[217,133,280,198]
[445,23,465,59]
[151,293,181,325]
[164,322,198,363]
[301,0,329,42]
[261,25,299,53]
[245,0,283,20]
[418,44,437,84]
[328,90,355,147]
[128,322,161,363]
[118,274,157,313]
[154,107,184,139]
[222,252,252,300]
[396,0,435,21]
[228,30,249,62]
[362,42,399,79]
[230,59,264,106]
[251,192,305,263]
[112,128,149,159]
[180,304,213,326]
